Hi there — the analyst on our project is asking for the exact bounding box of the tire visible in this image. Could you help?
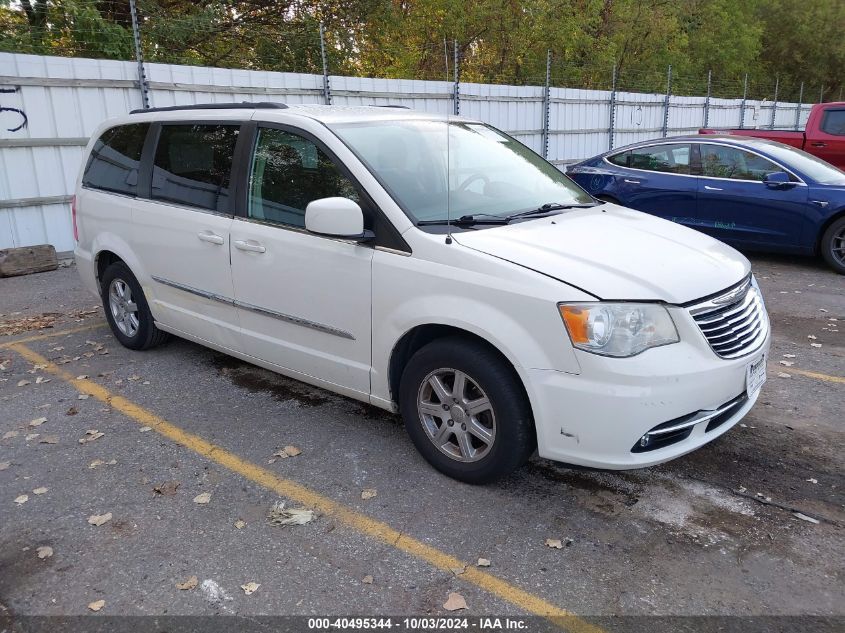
[399,336,535,484]
[100,261,170,350]
[820,216,845,274]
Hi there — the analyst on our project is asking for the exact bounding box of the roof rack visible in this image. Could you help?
[130,102,288,115]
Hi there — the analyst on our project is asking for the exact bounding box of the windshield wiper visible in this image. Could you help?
[416,214,509,226]
[503,202,598,221]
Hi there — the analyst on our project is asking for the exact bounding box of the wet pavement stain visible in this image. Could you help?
[210,353,331,407]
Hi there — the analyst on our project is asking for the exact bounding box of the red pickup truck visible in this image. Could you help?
[700,102,845,169]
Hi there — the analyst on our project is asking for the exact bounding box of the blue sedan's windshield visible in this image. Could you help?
[760,142,845,185]
[330,120,592,222]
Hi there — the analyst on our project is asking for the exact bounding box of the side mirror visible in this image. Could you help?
[763,171,796,189]
[305,197,374,242]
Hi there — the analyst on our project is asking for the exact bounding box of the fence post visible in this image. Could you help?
[542,50,551,159]
[794,82,803,131]
[769,75,779,128]
[318,22,332,105]
[128,0,149,109]
[703,69,712,128]
[661,65,672,137]
[739,73,748,128]
[608,63,617,150]
[453,40,460,116]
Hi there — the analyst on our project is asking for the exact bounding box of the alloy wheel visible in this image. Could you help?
[108,278,140,338]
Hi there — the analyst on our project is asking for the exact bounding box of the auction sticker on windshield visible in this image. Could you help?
[746,354,767,396]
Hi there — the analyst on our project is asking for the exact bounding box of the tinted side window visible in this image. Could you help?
[151,124,240,212]
[820,109,845,136]
[700,145,780,181]
[607,151,630,167]
[248,127,360,228]
[82,123,149,196]
[627,144,691,174]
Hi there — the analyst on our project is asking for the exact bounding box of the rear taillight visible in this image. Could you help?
[71,194,78,241]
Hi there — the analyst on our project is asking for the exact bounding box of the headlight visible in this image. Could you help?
[558,302,679,357]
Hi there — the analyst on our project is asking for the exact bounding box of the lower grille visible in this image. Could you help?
[689,277,768,359]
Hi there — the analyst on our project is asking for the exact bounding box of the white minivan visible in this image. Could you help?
[74,102,770,483]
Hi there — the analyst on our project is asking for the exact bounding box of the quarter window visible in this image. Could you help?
[608,144,692,174]
[151,124,240,212]
[248,127,360,228]
[820,109,845,136]
[700,145,781,181]
[82,123,149,196]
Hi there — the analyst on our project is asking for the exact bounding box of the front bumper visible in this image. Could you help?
[528,305,770,469]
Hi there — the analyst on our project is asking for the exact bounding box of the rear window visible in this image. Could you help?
[151,124,240,213]
[82,123,149,196]
[820,109,845,136]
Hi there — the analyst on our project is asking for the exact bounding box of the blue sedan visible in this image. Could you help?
[566,136,845,274]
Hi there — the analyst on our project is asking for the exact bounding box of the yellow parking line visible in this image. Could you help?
[0,322,107,349]
[767,363,845,385]
[8,342,603,632]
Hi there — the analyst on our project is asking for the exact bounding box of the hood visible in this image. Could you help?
[452,204,750,304]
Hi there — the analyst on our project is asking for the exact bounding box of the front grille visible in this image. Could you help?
[689,277,768,359]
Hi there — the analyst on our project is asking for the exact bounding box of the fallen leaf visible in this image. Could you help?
[39,435,58,444]
[193,492,211,504]
[17,380,31,387]
[545,538,563,549]
[88,512,112,526]
[362,575,374,584]
[25,433,40,441]
[361,488,377,500]
[176,576,198,590]
[273,445,302,459]
[268,501,315,526]
[88,459,117,469]
[29,417,47,427]
[78,394,90,400]
[807,334,817,340]
[65,406,78,416]
[153,481,180,496]
[782,353,796,358]
[779,360,794,366]
[76,375,88,380]
[3,430,18,439]
[0,461,10,470]
[793,512,819,524]
[88,599,105,612]
[807,478,818,484]
[241,582,260,595]
[14,494,28,505]
[450,565,466,576]
[477,558,491,567]
[139,426,152,433]
[234,519,246,529]
[36,545,53,559]
[35,376,50,384]
[810,343,822,348]
[33,487,48,495]
[79,430,105,444]
[443,592,467,611]
[128,375,141,381]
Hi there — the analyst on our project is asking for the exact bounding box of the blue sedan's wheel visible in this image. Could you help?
[821,216,845,275]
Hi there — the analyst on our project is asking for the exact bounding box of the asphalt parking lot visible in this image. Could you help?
[1,254,843,631]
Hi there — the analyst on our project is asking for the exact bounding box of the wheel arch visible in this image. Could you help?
[814,207,845,255]
[387,324,532,416]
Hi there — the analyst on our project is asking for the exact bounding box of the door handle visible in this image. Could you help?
[623,179,640,184]
[197,231,225,245]
[234,239,266,253]
[704,185,723,191]
[810,142,827,148]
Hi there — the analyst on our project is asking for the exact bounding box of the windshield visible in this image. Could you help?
[760,142,845,185]
[330,119,593,222]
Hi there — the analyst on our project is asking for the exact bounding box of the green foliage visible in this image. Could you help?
[0,0,841,100]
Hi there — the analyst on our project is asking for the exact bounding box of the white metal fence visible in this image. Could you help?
[0,52,813,253]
